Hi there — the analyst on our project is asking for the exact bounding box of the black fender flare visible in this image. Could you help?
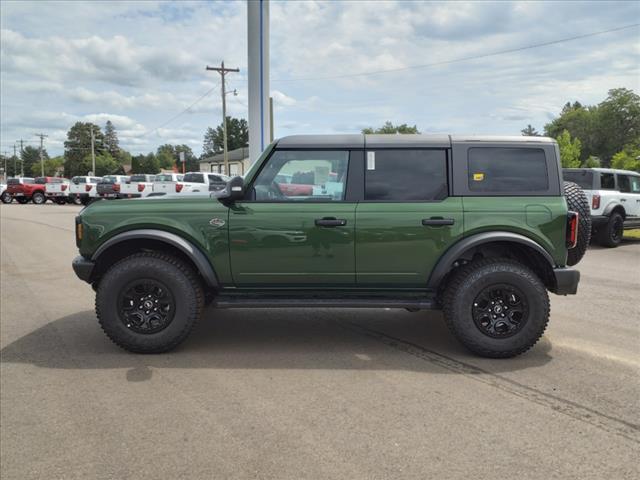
[92,229,219,288]
[602,202,625,219]
[426,231,555,289]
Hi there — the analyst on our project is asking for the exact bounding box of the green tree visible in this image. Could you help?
[30,155,63,177]
[362,121,420,134]
[544,102,597,161]
[557,130,582,168]
[521,124,540,136]
[611,142,640,172]
[22,145,47,176]
[131,153,160,174]
[115,149,132,167]
[595,88,640,162]
[202,117,249,156]
[156,144,178,169]
[104,120,120,156]
[93,152,122,176]
[1,153,20,177]
[584,156,601,168]
[64,122,105,177]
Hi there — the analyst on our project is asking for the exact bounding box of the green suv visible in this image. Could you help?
[72,135,588,358]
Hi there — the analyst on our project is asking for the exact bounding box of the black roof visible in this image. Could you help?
[276,134,554,149]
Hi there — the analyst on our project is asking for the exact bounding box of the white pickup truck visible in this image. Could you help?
[564,167,640,247]
[176,172,230,195]
[152,173,184,194]
[69,176,102,205]
[120,174,156,198]
[45,178,73,204]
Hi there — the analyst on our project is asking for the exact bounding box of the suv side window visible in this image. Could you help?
[252,150,349,202]
[365,149,447,201]
[628,176,640,193]
[617,174,636,193]
[468,148,547,192]
[600,173,615,190]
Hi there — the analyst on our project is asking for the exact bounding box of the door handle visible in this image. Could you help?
[315,217,347,227]
[422,217,455,226]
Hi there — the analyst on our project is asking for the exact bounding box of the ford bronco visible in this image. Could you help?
[72,135,589,358]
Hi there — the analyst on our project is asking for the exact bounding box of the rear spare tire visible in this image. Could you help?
[563,181,591,266]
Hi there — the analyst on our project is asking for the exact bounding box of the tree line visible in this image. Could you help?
[522,88,639,172]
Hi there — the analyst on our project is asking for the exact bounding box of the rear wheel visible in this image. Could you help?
[32,191,46,204]
[443,258,549,358]
[563,181,591,265]
[598,212,624,247]
[1,192,12,204]
[16,197,29,204]
[95,252,204,353]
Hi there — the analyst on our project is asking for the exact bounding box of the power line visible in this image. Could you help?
[273,23,640,83]
[141,83,220,138]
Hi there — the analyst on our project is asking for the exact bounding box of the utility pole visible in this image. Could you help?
[35,133,48,177]
[206,61,239,176]
[18,139,24,177]
[90,126,96,175]
[13,144,17,177]
[2,150,8,182]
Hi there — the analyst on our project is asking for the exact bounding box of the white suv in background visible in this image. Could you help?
[175,172,230,194]
[564,168,640,247]
[45,178,73,204]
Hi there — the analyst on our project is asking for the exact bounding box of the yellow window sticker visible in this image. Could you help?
[473,173,485,181]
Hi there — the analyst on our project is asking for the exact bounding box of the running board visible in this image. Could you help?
[214,297,437,310]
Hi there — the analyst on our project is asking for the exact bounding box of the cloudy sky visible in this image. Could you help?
[1,0,639,157]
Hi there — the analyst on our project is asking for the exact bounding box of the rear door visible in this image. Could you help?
[617,173,640,217]
[229,149,355,286]
[355,149,464,286]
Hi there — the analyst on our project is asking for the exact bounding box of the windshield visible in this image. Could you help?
[155,174,174,182]
[72,177,86,184]
[35,177,46,184]
[130,175,151,182]
[563,170,594,189]
[101,176,117,183]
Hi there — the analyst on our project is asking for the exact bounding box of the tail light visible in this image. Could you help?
[138,184,145,192]
[86,185,92,192]
[61,184,67,191]
[566,211,579,249]
[113,183,121,192]
[175,183,183,193]
[592,194,600,210]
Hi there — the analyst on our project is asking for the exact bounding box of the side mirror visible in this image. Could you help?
[215,176,244,203]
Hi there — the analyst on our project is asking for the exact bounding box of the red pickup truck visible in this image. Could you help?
[6,177,65,204]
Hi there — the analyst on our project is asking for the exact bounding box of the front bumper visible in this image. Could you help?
[552,267,580,295]
[72,255,95,283]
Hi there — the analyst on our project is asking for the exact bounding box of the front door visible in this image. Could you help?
[229,149,355,286]
[355,148,464,287]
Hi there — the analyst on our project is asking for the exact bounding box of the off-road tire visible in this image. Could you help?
[563,181,591,266]
[32,191,46,204]
[442,258,550,358]
[598,212,624,248]
[1,192,12,204]
[16,197,29,204]
[95,252,204,353]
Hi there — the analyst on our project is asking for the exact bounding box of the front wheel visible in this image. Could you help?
[95,252,204,353]
[1,192,12,204]
[32,192,46,204]
[443,258,549,358]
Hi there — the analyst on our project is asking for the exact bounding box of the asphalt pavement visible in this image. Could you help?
[1,203,638,479]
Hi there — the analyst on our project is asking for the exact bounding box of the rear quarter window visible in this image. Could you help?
[468,147,548,193]
[563,170,593,189]
[600,173,615,190]
[183,173,205,183]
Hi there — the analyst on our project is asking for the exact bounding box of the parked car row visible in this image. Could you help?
[0,172,231,205]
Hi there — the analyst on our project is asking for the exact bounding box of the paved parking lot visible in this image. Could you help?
[1,203,639,479]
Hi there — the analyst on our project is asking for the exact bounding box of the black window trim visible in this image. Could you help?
[241,147,356,204]
[451,142,561,197]
[360,147,451,203]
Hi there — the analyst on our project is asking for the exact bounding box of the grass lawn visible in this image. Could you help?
[625,229,640,240]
